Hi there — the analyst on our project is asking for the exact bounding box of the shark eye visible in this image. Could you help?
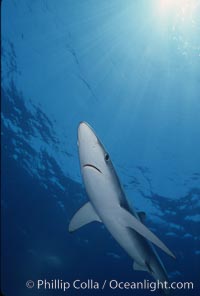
[104,153,109,162]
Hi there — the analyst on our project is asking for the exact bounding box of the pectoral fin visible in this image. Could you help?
[69,202,101,232]
[119,207,176,259]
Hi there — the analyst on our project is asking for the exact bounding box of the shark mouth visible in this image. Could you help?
[83,164,102,174]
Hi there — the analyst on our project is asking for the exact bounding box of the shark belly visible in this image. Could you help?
[94,204,155,266]
[83,166,168,278]
[104,215,168,281]
[83,168,148,264]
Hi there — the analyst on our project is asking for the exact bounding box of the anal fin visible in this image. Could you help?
[133,261,153,273]
[133,261,149,272]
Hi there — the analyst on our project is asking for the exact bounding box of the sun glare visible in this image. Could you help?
[158,0,197,20]
[160,0,176,11]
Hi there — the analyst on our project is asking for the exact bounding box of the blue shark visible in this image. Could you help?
[69,122,175,294]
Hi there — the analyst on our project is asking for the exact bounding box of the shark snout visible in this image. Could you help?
[78,121,100,169]
[78,121,98,146]
[78,121,89,140]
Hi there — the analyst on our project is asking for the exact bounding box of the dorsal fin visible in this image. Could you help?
[137,211,146,223]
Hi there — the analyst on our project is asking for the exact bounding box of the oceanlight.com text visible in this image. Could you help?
[26,278,194,292]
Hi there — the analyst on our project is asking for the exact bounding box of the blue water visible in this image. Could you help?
[1,1,200,295]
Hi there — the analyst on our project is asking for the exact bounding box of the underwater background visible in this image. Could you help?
[1,1,200,295]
